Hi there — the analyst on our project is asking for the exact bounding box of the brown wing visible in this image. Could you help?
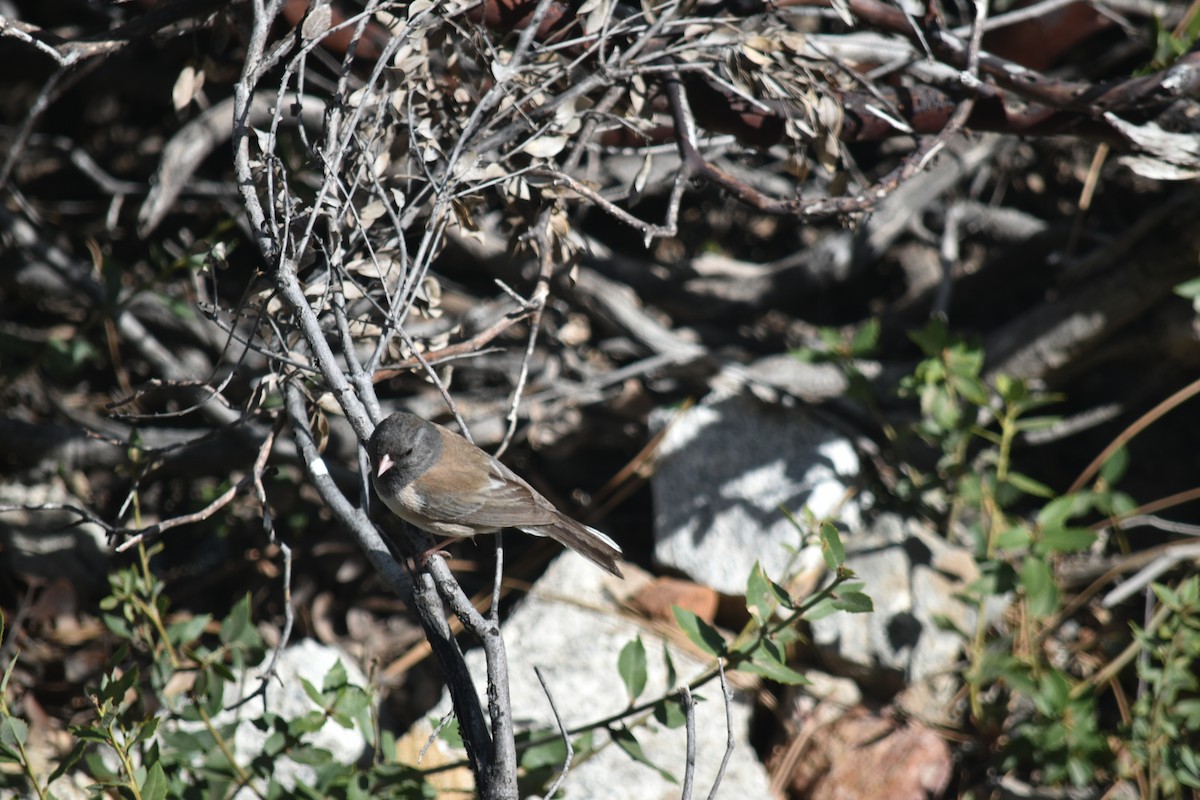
[417,425,623,575]
[408,425,562,530]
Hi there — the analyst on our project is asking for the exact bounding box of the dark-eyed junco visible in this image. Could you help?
[368,412,624,577]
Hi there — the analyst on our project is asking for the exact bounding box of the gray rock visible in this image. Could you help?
[172,639,369,797]
[715,352,883,404]
[0,480,109,592]
[429,552,773,799]
[650,392,861,595]
[809,513,983,721]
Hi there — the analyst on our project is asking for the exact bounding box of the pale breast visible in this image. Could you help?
[384,483,490,537]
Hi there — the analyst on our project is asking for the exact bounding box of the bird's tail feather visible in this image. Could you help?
[521,518,623,578]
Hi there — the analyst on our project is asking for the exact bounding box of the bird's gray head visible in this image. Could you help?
[368,412,443,490]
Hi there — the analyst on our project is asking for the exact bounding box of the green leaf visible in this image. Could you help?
[930,613,968,636]
[771,626,806,649]
[1173,276,1200,299]
[908,319,949,356]
[790,346,820,363]
[1099,446,1129,484]
[1039,670,1071,712]
[323,660,349,693]
[947,344,984,380]
[994,526,1033,550]
[288,744,333,766]
[610,726,676,783]
[1180,744,1200,774]
[435,717,462,749]
[140,762,168,800]
[1150,582,1182,609]
[831,591,873,614]
[928,386,961,431]
[83,748,119,781]
[331,686,370,729]
[1037,493,1091,529]
[740,658,811,685]
[100,664,139,705]
[520,729,569,771]
[742,640,810,685]
[1021,558,1058,617]
[1038,527,1097,554]
[102,613,134,639]
[291,710,329,735]
[617,637,648,704]
[131,716,160,748]
[219,594,253,645]
[347,774,371,800]
[1106,491,1137,516]
[72,726,111,745]
[197,670,227,717]
[802,596,838,621]
[653,696,689,729]
[767,577,794,609]
[166,614,211,648]
[745,561,768,624]
[1004,471,1056,499]
[1180,576,1200,605]
[47,738,88,783]
[745,562,785,625]
[1066,757,1091,788]
[0,716,28,748]
[672,607,726,656]
[849,318,880,356]
[300,677,323,706]
[209,661,236,682]
[949,374,989,406]
[0,652,16,702]
[819,523,845,570]
[992,374,1021,407]
[662,641,677,689]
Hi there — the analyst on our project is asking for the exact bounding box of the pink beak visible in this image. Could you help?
[376,453,394,478]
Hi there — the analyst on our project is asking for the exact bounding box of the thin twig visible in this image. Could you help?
[494,206,556,459]
[706,662,735,800]
[535,666,575,797]
[679,687,696,800]
[1102,542,1200,607]
[1069,375,1200,493]
[115,472,262,552]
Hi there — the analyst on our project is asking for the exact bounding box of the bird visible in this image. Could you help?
[368,411,624,577]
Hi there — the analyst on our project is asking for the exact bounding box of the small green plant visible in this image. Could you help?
[1126,576,1200,798]
[513,514,871,796]
[0,545,431,799]
[799,319,1132,787]
[897,322,1122,786]
[999,669,1111,787]
[801,319,1200,793]
[670,518,870,681]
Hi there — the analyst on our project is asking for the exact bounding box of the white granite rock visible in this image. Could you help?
[650,392,861,595]
[172,639,370,797]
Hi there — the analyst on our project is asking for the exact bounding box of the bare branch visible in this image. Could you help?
[706,662,735,800]
[680,687,696,800]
